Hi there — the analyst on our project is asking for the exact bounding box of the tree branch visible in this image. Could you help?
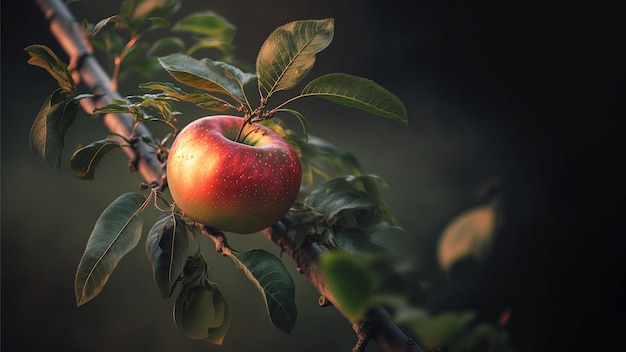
[36,0,164,186]
[263,217,423,352]
[34,0,423,351]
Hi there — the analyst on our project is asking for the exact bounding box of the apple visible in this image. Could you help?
[166,115,302,234]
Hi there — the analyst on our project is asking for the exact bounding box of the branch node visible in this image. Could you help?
[203,226,235,256]
[318,296,333,307]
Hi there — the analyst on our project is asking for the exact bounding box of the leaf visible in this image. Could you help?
[306,177,380,222]
[437,205,497,271]
[174,282,232,344]
[75,192,147,306]
[231,249,297,334]
[148,16,170,28]
[256,18,334,98]
[174,284,215,339]
[320,250,373,322]
[93,100,132,114]
[157,53,247,102]
[403,309,476,348]
[186,38,233,58]
[146,213,193,298]
[206,286,232,345]
[302,73,408,124]
[147,37,185,56]
[24,45,74,92]
[89,15,119,37]
[172,11,236,43]
[213,61,257,87]
[29,89,80,171]
[140,81,231,111]
[70,139,122,180]
[315,191,380,222]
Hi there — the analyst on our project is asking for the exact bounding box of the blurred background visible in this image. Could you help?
[2,0,624,351]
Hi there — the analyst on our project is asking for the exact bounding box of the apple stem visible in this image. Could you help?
[235,99,272,143]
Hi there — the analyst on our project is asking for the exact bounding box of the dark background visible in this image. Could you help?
[2,0,624,351]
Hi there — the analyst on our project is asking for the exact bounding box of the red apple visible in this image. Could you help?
[166,115,302,234]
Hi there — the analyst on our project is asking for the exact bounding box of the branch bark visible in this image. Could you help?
[34,1,423,351]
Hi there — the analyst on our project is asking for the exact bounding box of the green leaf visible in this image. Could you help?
[29,89,80,171]
[316,191,380,222]
[24,45,74,92]
[174,282,232,344]
[157,53,247,103]
[320,250,373,322]
[93,100,132,114]
[206,285,232,345]
[397,308,477,348]
[213,61,257,87]
[75,192,147,306]
[333,227,391,258]
[256,18,334,98]
[306,177,380,222]
[70,139,122,180]
[148,16,170,28]
[147,37,185,56]
[88,15,119,37]
[231,249,297,334]
[140,81,231,111]
[146,213,193,298]
[171,11,236,43]
[186,38,233,58]
[302,73,408,124]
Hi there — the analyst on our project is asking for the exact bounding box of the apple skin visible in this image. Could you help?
[166,115,302,234]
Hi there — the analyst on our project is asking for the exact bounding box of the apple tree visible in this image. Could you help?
[25,0,511,351]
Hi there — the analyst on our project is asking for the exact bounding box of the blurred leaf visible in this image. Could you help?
[131,0,178,21]
[29,89,80,171]
[256,18,334,98]
[75,192,147,306]
[148,16,170,28]
[334,227,391,258]
[320,250,373,322]
[396,308,476,349]
[121,57,160,78]
[186,38,233,58]
[146,213,193,298]
[231,249,297,334]
[158,53,247,103]
[89,15,119,37]
[70,139,122,180]
[24,45,74,92]
[302,73,408,124]
[438,205,497,271]
[147,37,185,56]
[172,11,235,42]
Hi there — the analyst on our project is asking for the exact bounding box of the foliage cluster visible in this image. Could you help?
[26,0,509,350]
